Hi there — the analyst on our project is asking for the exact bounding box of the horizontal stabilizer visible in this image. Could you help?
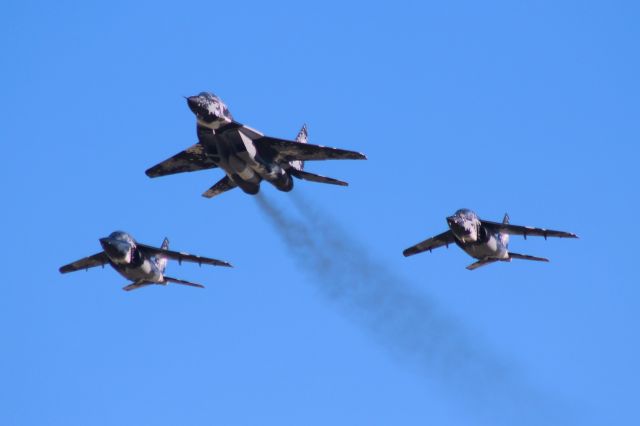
[164,276,205,289]
[290,169,348,186]
[122,281,154,291]
[466,258,498,270]
[202,175,237,198]
[146,144,218,178]
[508,252,549,262]
[254,137,366,163]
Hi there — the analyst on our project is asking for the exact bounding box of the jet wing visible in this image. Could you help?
[254,136,366,163]
[145,143,218,178]
[482,221,578,239]
[403,231,456,257]
[137,244,232,267]
[59,252,109,273]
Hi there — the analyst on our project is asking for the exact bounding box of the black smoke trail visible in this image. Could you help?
[256,192,579,426]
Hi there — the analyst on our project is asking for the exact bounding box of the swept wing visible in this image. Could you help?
[482,221,578,239]
[403,231,456,257]
[137,244,232,267]
[254,136,366,163]
[59,252,109,273]
[146,144,218,178]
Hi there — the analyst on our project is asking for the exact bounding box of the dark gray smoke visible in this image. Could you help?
[256,192,579,426]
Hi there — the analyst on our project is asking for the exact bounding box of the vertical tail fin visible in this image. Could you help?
[155,237,169,274]
[499,213,510,247]
[295,124,308,144]
[287,124,350,186]
[290,124,308,171]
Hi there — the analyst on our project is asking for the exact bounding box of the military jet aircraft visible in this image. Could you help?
[145,92,366,199]
[403,209,578,270]
[59,231,232,291]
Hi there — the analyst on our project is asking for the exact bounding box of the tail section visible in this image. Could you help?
[154,238,169,274]
[289,124,308,171]
[466,258,498,270]
[123,280,154,291]
[289,169,348,186]
[202,175,238,199]
[122,276,205,291]
[508,252,549,263]
[466,247,549,270]
[288,124,349,187]
[163,276,205,289]
[499,213,510,247]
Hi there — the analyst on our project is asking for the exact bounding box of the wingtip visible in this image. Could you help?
[214,259,233,268]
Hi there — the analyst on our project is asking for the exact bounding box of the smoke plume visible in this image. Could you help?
[255,192,575,425]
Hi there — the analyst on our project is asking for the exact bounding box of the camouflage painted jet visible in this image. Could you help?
[59,231,232,291]
[145,92,367,199]
[403,209,578,270]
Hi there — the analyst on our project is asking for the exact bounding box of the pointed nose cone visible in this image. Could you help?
[99,237,131,262]
[100,237,117,257]
[446,216,466,238]
[186,96,201,114]
[99,237,112,249]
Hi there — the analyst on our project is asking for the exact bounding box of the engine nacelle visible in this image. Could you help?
[271,167,294,192]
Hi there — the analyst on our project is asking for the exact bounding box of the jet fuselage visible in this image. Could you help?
[447,209,509,260]
[188,93,293,194]
[100,231,165,283]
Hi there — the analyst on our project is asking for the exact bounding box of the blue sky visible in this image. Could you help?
[2,1,638,425]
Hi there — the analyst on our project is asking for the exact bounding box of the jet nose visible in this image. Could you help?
[99,237,130,261]
[186,96,202,113]
[447,216,467,236]
[99,237,119,253]
[100,237,116,256]
[187,95,213,119]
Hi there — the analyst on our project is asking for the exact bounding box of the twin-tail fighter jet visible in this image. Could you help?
[59,231,232,291]
[403,209,578,270]
[145,92,367,199]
